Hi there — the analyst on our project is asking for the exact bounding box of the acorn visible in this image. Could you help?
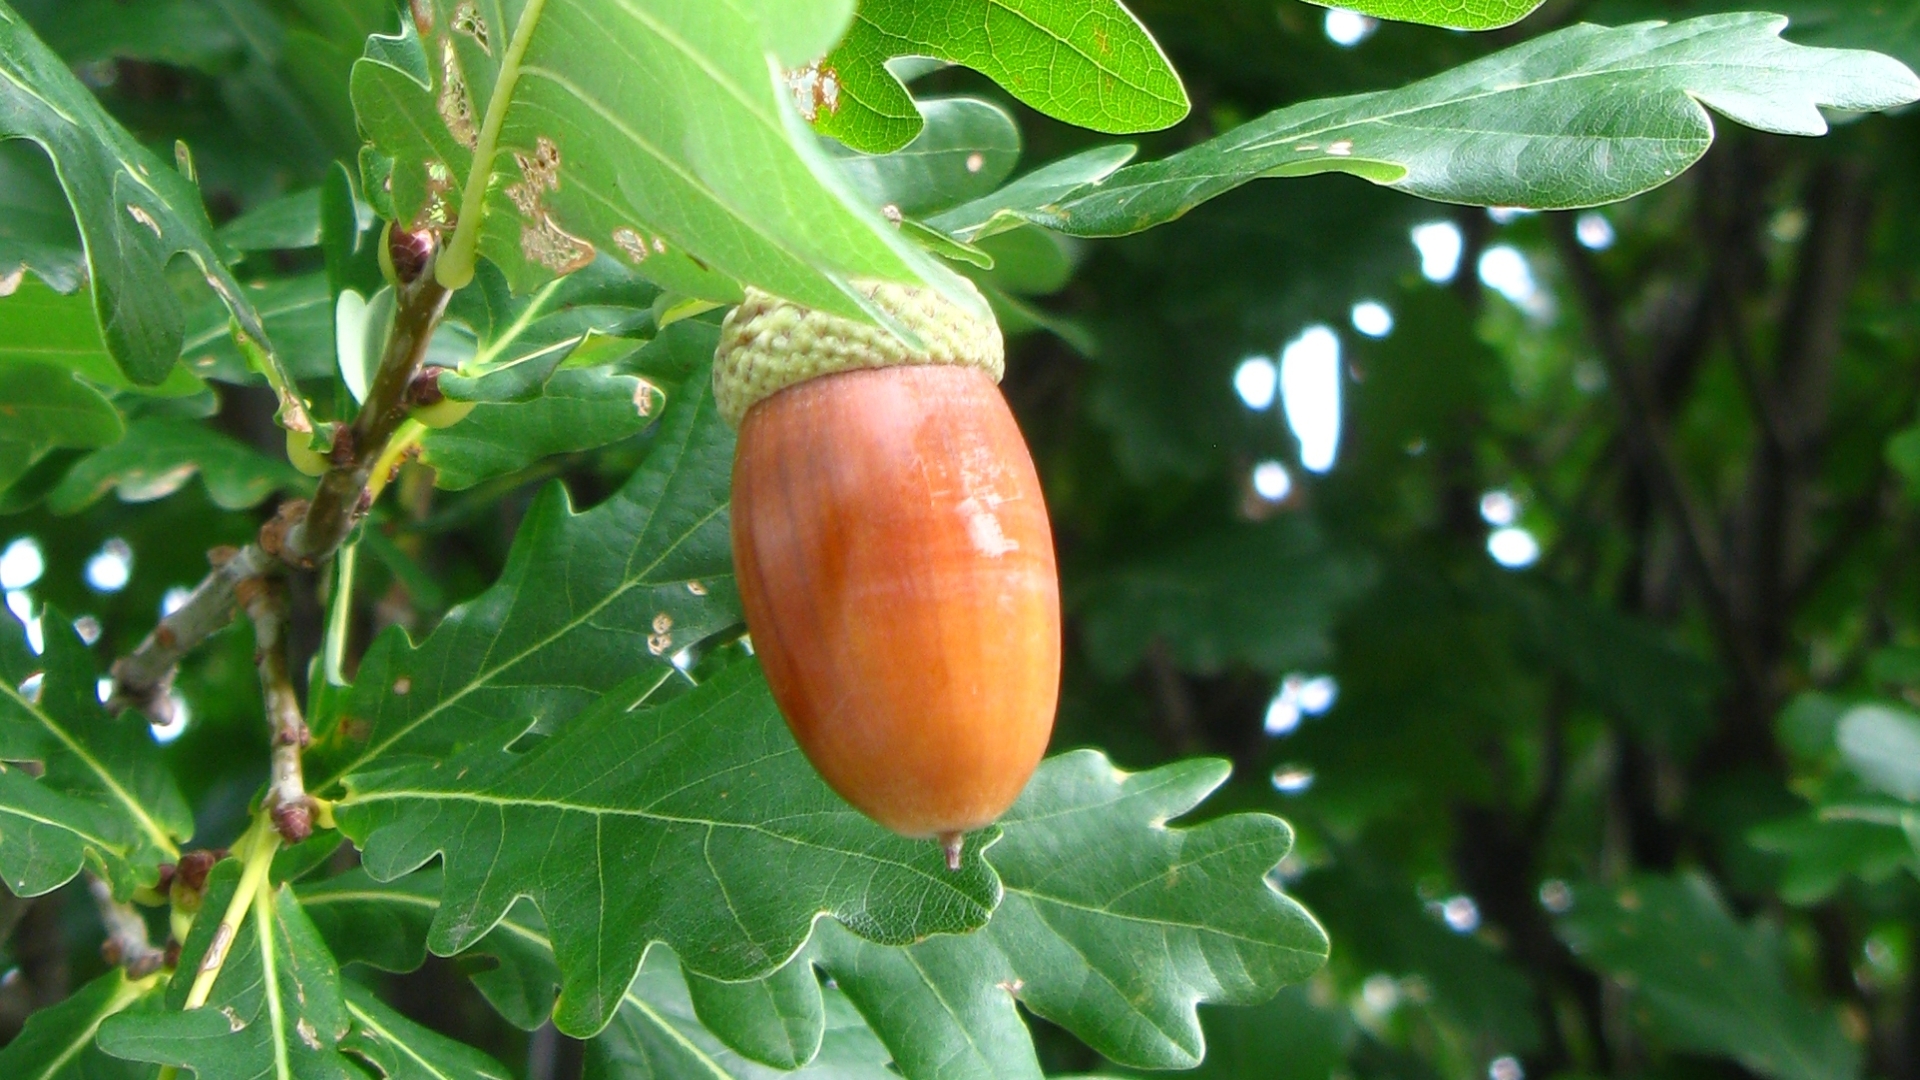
[716,279,1060,868]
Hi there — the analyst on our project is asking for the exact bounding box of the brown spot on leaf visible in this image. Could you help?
[438,39,478,149]
[452,1,491,54]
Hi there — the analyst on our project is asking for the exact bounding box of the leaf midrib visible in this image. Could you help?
[316,396,723,791]
[0,679,180,858]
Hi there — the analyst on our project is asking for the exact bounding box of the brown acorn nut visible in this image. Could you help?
[716,280,1060,866]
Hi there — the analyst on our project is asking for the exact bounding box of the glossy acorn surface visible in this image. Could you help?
[730,363,1061,841]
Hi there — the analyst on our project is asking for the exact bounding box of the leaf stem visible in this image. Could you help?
[182,814,280,1011]
[436,0,552,290]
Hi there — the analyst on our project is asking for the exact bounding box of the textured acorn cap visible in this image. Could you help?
[713,278,1003,428]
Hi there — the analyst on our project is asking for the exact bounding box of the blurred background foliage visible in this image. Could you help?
[2,1,1919,1079]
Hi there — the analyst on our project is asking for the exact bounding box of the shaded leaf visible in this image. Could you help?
[1036,14,1920,236]
[830,97,1021,217]
[684,954,825,1071]
[47,417,306,514]
[182,273,339,383]
[0,362,123,450]
[1748,814,1916,904]
[1556,874,1861,1080]
[0,609,188,897]
[438,256,658,404]
[0,0,275,384]
[99,861,362,1079]
[814,0,1187,153]
[421,365,660,489]
[1076,519,1376,678]
[0,276,206,396]
[0,968,163,1080]
[300,867,562,1031]
[341,981,515,1080]
[219,187,325,252]
[926,145,1135,243]
[0,139,82,292]
[588,948,895,1080]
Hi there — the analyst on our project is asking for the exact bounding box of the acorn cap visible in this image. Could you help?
[713,278,1003,428]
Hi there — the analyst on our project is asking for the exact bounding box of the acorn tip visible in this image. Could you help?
[939,832,964,872]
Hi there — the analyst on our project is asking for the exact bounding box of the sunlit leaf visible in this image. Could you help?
[1036,14,1920,235]
[1302,0,1546,31]
[0,0,277,384]
[350,0,971,325]
[813,0,1187,153]
[700,753,1327,1080]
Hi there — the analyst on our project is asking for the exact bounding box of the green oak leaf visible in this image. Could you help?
[341,981,515,1080]
[296,845,906,1080]
[420,365,661,489]
[925,145,1135,244]
[350,0,973,327]
[218,188,325,253]
[1075,520,1377,678]
[1836,704,1920,802]
[423,308,693,489]
[589,948,896,1080]
[0,276,206,396]
[1034,14,1920,236]
[684,954,825,1070]
[301,867,562,1031]
[1556,874,1861,1080]
[1302,0,1545,31]
[0,363,123,451]
[181,273,338,384]
[47,417,306,514]
[98,862,362,1079]
[0,968,163,1080]
[335,660,1000,1038]
[0,609,189,898]
[0,0,279,386]
[700,752,1328,1079]
[308,331,738,788]
[1593,2,1920,75]
[829,97,1022,218]
[0,139,83,292]
[812,0,1188,153]
[438,255,658,404]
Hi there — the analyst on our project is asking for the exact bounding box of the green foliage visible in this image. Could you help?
[1556,875,1862,1080]
[811,0,1188,153]
[1037,14,1920,235]
[47,418,306,514]
[99,861,361,1077]
[1305,0,1547,31]
[0,0,271,385]
[350,0,968,321]
[4,3,1920,1080]
[0,612,187,897]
